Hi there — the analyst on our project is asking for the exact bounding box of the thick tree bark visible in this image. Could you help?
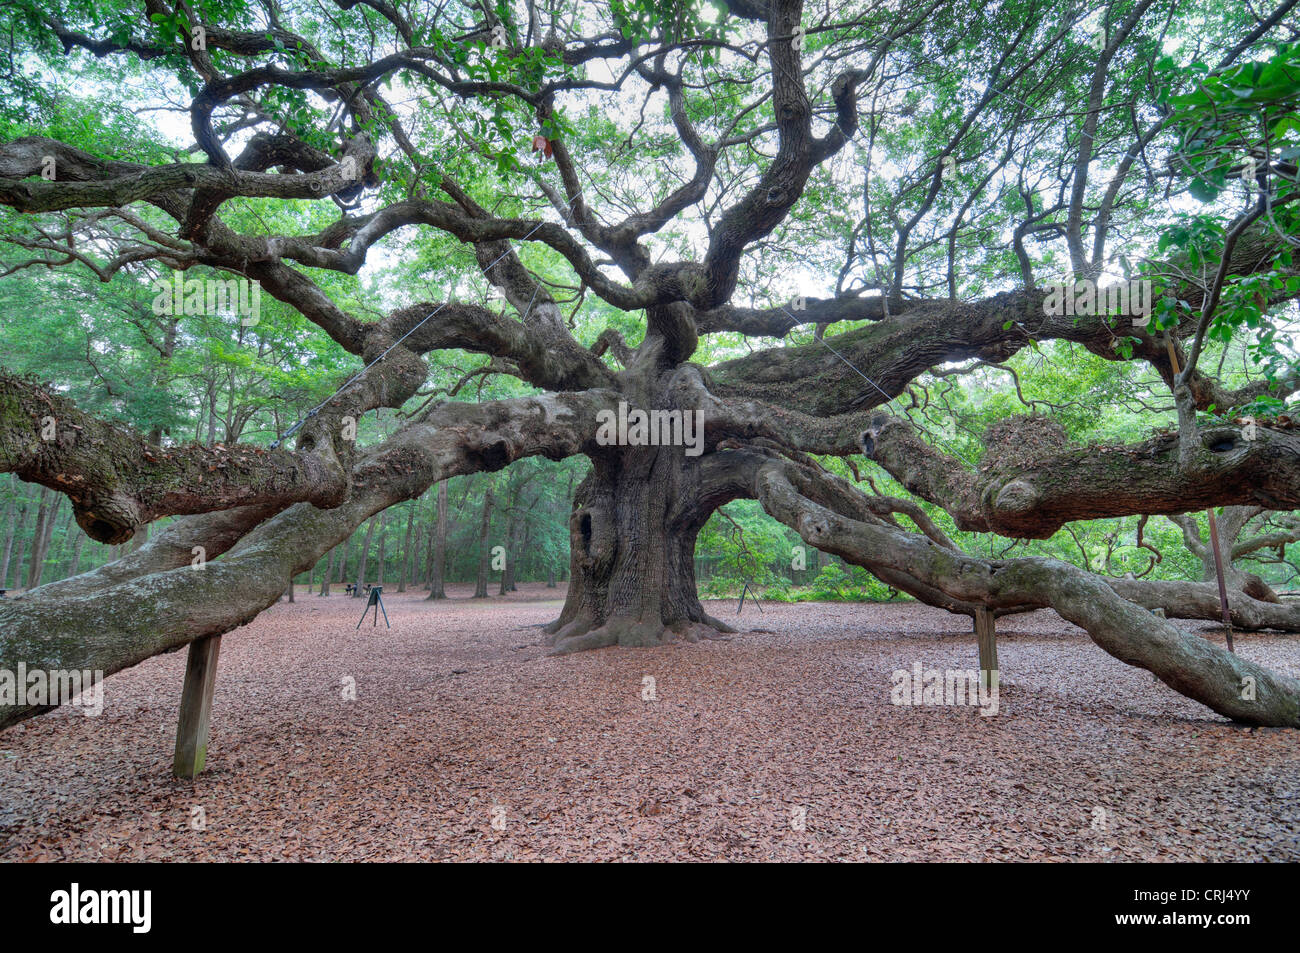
[0,391,605,730]
[545,448,741,654]
[0,374,350,544]
[1105,576,1300,631]
[860,411,1300,538]
[4,0,1300,753]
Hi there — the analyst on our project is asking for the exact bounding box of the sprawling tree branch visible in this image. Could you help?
[0,374,348,543]
[0,387,613,728]
[751,457,1300,727]
[860,412,1300,537]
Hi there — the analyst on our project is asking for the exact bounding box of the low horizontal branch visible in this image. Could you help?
[0,374,348,544]
[860,412,1300,538]
[751,458,1300,727]
[0,388,613,729]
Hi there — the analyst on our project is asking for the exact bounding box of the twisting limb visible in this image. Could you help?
[752,457,1300,727]
[859,412,1300,538]
[0,388,615,729]
[0,374,349,543]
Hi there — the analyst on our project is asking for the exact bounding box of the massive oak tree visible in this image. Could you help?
[2,0,1299,731]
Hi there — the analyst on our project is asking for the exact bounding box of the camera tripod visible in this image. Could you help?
[355,584,391,629]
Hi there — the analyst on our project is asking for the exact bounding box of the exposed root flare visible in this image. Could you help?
[546,613,735,656]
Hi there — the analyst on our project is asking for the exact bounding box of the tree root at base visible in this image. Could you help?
[546,613,735,655]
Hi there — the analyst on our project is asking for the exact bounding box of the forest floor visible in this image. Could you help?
[1,583,1297,861]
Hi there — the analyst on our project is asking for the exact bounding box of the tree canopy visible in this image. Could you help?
[1,0,1300,730]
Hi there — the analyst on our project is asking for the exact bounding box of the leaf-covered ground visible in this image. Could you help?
[1,584,1297,861]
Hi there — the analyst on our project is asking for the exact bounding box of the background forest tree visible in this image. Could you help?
[1,0,1300,729]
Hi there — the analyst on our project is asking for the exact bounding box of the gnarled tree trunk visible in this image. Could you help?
[545,445,740,654]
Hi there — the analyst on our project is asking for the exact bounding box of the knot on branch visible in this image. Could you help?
[991,479,1041,516]
[73,493,144,545]
[797,512,832,544]
[859,412,903,458]
[467,431,515,472]
[1201,427,1248,456]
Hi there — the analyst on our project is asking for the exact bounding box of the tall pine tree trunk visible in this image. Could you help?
[8,499,32,591]
[354,516,377,595]
[319,547,335,595]
[473,486,494,598]
[398,503,414,592]
[510,522,530,592]
[31,496,59,589]
[498,509,517,596]
[0,476,18,588]
[375,511,388,586]
[67,530,84,578]
[25,487,51,590]
[52,508,74,581]
[337,534,352,584]
[426,481,448,600]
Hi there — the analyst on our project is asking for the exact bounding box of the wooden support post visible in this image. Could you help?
[974,607,998,695]
[173,634,221,779]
